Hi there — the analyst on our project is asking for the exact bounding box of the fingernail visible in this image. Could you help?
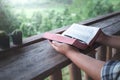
[52,41,56,44]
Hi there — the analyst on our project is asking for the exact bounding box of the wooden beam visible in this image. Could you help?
[111,49,120,60]
[50,70,63,80]
[106,47,112,61]
[0,41,71,80]
[69,63,82,80]
[96,46,107,61]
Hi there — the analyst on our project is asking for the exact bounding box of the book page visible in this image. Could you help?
[62,24,100,44]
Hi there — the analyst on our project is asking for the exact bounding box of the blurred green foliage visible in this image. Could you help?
[0,0,20,33]
[0,0,120,37]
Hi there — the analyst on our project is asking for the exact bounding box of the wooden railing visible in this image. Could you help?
[0,11,120,80]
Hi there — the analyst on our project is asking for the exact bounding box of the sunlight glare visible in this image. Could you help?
[10,0,30,5]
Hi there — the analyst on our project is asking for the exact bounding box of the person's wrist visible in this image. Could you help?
[65,50,81,59]
[65,48,79,57]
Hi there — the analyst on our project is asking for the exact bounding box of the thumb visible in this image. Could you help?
[52,41,62,47]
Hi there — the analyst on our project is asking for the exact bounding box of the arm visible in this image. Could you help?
[96,31,120,49]
[50,41,105,80]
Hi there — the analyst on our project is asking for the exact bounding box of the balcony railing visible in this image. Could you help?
[0,11,120,80]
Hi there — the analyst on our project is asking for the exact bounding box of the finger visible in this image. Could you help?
[48,40,58,47]
[52,41,63,47]
[48,40,58,48]
[48,40,53,45]
[51,43,60,52]
[51,43,58,49]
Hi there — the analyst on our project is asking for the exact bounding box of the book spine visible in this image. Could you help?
[73,40,88,50]
[43,32,75,44]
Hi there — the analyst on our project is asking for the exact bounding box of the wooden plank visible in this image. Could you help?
[91,15,120,28]
[111,49,120,60]
[106,47,112,61]
[0,41,71,80]
[102,21,120,35]
[84,75,93,80]
[69,63,82,80]
[112,53,120,60]
[50,70,62,80]
[96,46,107,61]
[90,15,120,35]
[83,11,120,25]
[0,12,120,80]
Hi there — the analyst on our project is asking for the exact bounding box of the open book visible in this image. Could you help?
[43,23,101,50]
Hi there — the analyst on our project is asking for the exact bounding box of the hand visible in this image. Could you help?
[50,41,79,56]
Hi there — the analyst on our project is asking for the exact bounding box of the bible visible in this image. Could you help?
[43,23,101,50]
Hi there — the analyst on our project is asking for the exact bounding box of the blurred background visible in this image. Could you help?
[0,0,120,37]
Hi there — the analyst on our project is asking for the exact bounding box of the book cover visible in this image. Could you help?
[43,23,101,50]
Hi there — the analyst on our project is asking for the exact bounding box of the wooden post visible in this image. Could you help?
[84,74,93,80]
[112,48,117,56]
[96,46,107,61]
[50,70,62,80]
[69,63,82,80]
[112,49,120,60]
[106,46,112,61]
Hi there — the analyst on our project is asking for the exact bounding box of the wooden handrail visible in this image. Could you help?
[0,11,120,53]
[0,11,120,80]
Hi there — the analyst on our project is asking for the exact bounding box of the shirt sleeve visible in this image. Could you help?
[101,60,120,80]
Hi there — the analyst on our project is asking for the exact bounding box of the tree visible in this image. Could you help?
[0,0,19,33]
